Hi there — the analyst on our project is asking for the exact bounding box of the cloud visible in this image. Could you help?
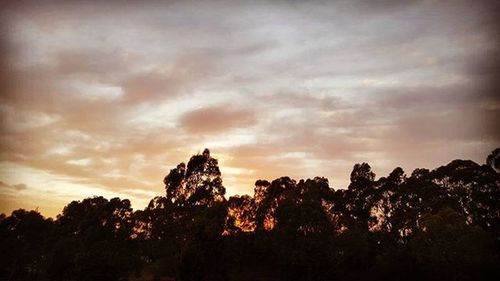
[54,48,132,77]
[0,0,499,216]
[14,183,27,191]
[179,106,256,134]
[0,181,28,191]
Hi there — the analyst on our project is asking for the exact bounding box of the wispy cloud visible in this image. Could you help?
[1,0,499,217]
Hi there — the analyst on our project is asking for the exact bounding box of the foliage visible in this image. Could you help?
[1,148,499,281]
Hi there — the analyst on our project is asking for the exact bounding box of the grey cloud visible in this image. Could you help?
[179,106,256,134]
[0,181,28,191]
[54,48,133,78]
[260,91,344,111]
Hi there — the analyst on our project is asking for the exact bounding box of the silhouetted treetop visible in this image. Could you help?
[387,167,406,185]
[349,162,376,190]
[163,148,225,207]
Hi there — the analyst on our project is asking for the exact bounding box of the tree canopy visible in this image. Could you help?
[1,147,499,281]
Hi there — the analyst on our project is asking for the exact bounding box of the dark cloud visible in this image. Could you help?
[0,181,28,191]
[13,183,27,191]
[179,106,256,134]
[121,73,174,103]
[121,54,214,105]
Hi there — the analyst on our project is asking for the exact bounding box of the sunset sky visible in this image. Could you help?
[1,0,499,217]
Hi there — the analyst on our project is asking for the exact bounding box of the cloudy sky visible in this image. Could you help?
[1,0,499,217]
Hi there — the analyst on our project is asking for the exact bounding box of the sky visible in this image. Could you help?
[0,0,499,217]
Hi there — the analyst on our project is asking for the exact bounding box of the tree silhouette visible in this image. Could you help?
[487,148,500,172]
[148,149,229,280]
[0,210,53,281]
[407,208,499,281]
[1,147,499,281]
[48,197,139,281]
[164,148,225,207]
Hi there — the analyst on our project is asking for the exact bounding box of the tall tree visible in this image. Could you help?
[164,148,225,207]
[159,149,228,280]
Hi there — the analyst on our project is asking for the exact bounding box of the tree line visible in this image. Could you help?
[1,148,500,281]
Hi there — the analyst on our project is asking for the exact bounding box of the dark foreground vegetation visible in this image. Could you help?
[1,148,500,281]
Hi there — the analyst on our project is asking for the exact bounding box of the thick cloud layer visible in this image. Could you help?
[1,0,499,217]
